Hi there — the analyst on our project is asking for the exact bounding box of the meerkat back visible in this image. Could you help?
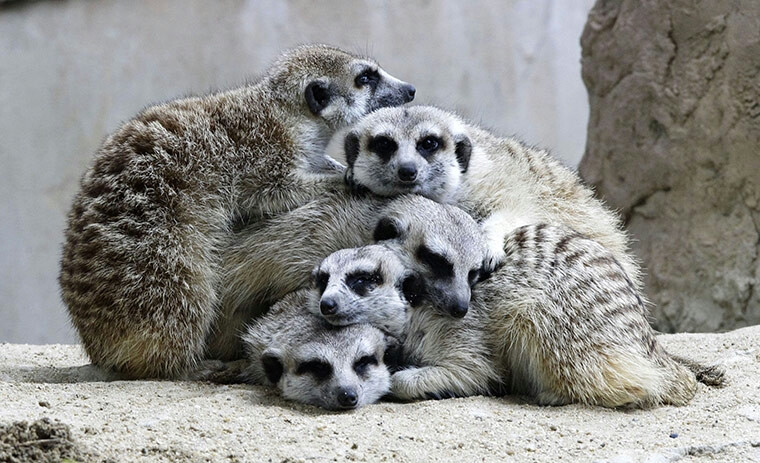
[59,45,415,379]
[479,223,712,408]
[340,105,640,286]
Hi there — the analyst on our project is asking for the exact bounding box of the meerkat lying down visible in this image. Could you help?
[241,289,396,410]
[337,105,641,288]
[59,44,414,379]
[310,209,724,408]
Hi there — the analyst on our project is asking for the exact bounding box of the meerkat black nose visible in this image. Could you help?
[320,298,338,315]
[398,164,418,182]
[448,300,469,319]
[403,84,416,102]
[337,388,359,408]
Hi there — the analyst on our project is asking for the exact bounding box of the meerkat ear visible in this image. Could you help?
[373,217,404,242]
[261,349,284,384]
[344,132,360,167]
[305,81,331,115]
[454,135,472,173]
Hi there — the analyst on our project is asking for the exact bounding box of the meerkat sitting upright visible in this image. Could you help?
[241,289,394,410]
[337,106,639,285]
[59,44,415,379]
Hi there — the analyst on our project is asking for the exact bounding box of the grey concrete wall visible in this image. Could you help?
[0,0,595,343]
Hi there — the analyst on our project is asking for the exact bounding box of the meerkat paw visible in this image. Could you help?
[184,359,249,384]
[391,367,467,401]
[424,390,460,400]
[535,391,572,406]
[482,245,506,275]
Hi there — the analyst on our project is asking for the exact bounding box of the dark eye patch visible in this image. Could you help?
[468,268,481,288]
[416,135,443,158]
[295,359,333,381]
[354,68,381,88]
[314,271,329,295]
[368,135,398,162]
[416,245,454,279]
[353,354,378,377]
[345,269,384,296]
[400,273,426,307]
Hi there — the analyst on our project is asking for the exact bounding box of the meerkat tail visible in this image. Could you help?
[670,354,727,387]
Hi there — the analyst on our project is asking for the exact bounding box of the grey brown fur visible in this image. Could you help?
[217,194,488,361]
[311,212,723,407]
[241,289,392,410]
[311,245,410,339]
[339,106,641,287]
[478,223,716,407]
[59,44,414,378]
[213,191,388,360]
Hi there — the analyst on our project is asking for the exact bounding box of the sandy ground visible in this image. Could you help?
[1,326,759,463]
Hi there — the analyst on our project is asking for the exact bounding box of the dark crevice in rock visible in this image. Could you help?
[624,186,672,226]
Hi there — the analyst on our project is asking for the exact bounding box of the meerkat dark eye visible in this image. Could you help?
[355,68,380,88]
[314,271,329,295]
[368,135,398,162]
[416,245,454,279]
[353,354,378,376]
[400,273,426,307]
[296,359,333,381]
[468,268,481,288]
[346,270,383,296]
[417,136,442,158]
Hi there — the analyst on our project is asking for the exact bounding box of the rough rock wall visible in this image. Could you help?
[580,0,760,332]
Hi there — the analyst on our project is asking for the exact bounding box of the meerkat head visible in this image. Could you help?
[310,245,417,339]
[266,45,415,131]
[339,106,472,203]
[373,196,489,318]
[260,321,391,411]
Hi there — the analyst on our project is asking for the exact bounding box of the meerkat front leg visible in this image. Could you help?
[480,209,534,272]
[391,363,493,401]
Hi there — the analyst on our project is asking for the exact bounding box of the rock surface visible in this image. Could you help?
[2,326,759,462]
[579,0,760,332]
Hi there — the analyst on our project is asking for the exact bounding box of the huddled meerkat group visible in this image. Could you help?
[60,45,724,410]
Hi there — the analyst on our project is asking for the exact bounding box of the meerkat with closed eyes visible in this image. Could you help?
[59,44,415,379]
[241,289,393,410]
[338,105,640,287]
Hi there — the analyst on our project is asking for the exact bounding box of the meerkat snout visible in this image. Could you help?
[319,297,338,316]
[336,387,359,409]
[398,163,418,182]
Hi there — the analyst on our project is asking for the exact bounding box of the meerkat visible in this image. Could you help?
[310,245,412,339]
[59,44,415,379]
[309,221,723,407]
[477,223,724,407]
[214,194,491,360]
[337,106,640,287]
[241,289,393,410]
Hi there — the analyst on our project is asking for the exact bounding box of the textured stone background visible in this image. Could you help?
[0,0,595,343]
[580,0,760,332]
